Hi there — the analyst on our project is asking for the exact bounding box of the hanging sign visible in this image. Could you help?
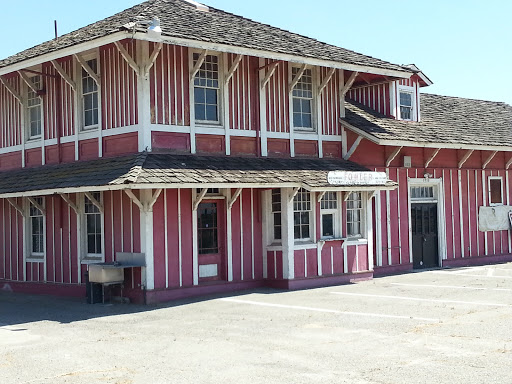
[327,171,388,186]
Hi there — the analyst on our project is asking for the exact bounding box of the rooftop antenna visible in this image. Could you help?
[54,20,58,39]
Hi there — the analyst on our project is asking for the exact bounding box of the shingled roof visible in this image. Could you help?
[342,94,512,149]
[0,153,396,197]
[0,0,409,74]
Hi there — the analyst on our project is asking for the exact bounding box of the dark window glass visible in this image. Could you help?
[198,203,218,254]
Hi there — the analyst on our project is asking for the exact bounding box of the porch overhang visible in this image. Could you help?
[0,152,397,199]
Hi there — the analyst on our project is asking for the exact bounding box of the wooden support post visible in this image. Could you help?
[386,146,402,167]
[424,148,441,169]
[458,149,474,168]
[343,136,362,160]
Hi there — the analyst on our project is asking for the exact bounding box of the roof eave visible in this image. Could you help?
[340,119,512,152]
[0,29,412,79]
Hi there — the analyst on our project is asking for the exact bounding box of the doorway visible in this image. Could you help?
[411,203,439,269]
[197,201,226,282]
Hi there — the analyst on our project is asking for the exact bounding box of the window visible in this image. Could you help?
[292,67,314,130]
[196,188,220,195]
[81,58,99,130]
[346,192,363,238]
[293,188,311,240]
[197,203,218,254]
[84,192,102,258]
[320,192,338,238]
[27,76,42,139]
[489,177,503,206]
[271,189,282,241]
[398,87,415,121]
[410,186,434,200]
[29,197,44,258]
[193,53,220,124]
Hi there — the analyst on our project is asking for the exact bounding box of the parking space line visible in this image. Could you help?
[431,271,512,279]
[391,283,485,290]
[390,282,512,292]
[330,292,510,307]
[220,298,439,322]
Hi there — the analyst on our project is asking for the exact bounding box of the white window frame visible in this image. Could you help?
[81,192,105,262]
[26,197,45,261]
[488,176,504,206]
[346,192,364,239]
[293,188,313,242]
[25,74,43,141]
[191,51,223,126]
[320,191,340,239]
[397,85,417,121]
[290,65,317,133]
[270,188,282,244]
[78,53,100,132]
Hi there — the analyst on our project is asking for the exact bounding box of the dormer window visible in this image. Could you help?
[398,85,416,121]
[399,91,413,120]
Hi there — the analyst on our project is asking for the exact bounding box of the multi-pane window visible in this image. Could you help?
[82,59,99,129]
[29,197,44,256]
[410,186,434,200]
[85,192,102,256]
[293,188,311,240]
[197,203,218,254]
[399,91,413,120]
[320,192,338,238]
[27,76,42,139]
[292,67,314,130]
[271,189,282,241]
[346,192,363,237]
[193,53,220,123]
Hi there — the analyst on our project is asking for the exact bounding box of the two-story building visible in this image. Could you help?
[0,0,510,303]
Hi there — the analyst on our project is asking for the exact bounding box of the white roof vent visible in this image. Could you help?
[183,0,209,12]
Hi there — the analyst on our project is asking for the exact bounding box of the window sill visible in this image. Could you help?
[81,257,105,265]
[26,257,44,263]
[293,241,317,250]
[344,237,368,245]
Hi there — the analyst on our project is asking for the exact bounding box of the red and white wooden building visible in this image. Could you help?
[0,0,511,303]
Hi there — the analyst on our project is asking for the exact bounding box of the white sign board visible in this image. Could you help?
[327,171,388,186]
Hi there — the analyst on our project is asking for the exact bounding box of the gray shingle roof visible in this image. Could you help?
[0,153,395,196]
[343,94,512,148]
[0,0,408,74]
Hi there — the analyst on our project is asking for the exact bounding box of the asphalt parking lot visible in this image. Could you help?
[1,263,512,384]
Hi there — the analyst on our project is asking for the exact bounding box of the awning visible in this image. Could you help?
[0,152,397,198]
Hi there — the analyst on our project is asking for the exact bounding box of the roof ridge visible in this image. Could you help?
[115,151,149,184]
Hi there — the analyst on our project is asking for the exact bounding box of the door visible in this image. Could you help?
[197,201,226,282]
[411,203,439,269]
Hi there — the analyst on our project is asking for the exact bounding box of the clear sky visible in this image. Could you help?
[2,0,511,104]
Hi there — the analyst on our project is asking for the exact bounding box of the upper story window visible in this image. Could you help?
[320,191,338,238]
[292,67,314,131]
[83,192,103,259]
[193,53,220,124]
[81,58,99,130]
[27,75,42,140]
[29,197,45,258]
[293,188,312,240]
[346,192,363,238]
[489,177,503,206]
[398,85,416,121]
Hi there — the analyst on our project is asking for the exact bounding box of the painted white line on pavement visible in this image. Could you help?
[391,283,486,290]
[430,271,512,279]
[220,298,439,322]
[391,282,512,292]
[330,292,510,307]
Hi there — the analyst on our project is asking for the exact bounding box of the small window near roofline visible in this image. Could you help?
[399,91,413,120]
[488,177,503,206]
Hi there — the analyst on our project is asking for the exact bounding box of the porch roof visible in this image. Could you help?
[0,152,396,198]
[341,95,512,150]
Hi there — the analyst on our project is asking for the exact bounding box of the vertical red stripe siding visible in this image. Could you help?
[150,44,188,126]
[0,76,22,148]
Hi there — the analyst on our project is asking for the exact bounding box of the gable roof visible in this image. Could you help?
[0,153,396,197]
[0,0,410,76]
[342,94,512,150]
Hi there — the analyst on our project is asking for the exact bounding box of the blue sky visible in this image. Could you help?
[2,0,511,104]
